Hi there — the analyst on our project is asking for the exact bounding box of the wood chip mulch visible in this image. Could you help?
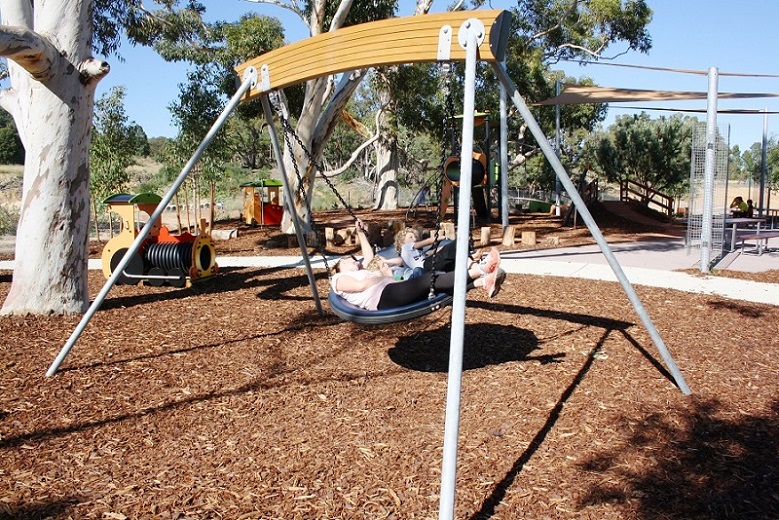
[1,207,778,519]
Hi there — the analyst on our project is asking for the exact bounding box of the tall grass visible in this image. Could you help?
[0,164,23,175]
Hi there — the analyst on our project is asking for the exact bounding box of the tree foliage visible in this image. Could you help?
[0,109,24,164]
[510,0,652,62]
[735,138,779,193]
[389,0,652,192]
[739,142,767,185]
[166,65,232,186]
[128,124,151,157]
[90,86,135,200]
[592,112,694,193]
[93,1,209,58]
[134,0,652,217]
[497,0,651,191]
[767,140,779,191]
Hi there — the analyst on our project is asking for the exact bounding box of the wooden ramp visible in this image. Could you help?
[234,10,512,99]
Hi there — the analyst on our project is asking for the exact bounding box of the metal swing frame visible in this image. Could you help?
[47,10,691,520]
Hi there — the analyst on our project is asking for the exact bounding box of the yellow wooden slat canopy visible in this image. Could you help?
[234,10,512,100]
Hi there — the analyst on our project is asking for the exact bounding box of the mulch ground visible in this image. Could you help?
[1,206,778,519]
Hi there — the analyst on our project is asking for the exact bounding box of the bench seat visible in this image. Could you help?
[737,230,779,255]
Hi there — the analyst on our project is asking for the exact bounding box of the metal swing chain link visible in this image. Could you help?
[270,94,340,276]
[427,63,456,299]
[272,97,360,224]
[270,94,373,278]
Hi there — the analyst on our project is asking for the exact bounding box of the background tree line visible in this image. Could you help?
[2,0,775,220]
[5,88,773,218]
[4,78,778,220]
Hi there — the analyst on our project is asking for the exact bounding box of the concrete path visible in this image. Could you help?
[2,237,778,306]
[499,239,779,306]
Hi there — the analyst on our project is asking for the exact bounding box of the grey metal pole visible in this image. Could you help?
[500,77,509,228]
[554,79,562,216]
[759,108,768,217]
[46,68,259,377]
[491,61,691,396]
[438,19,481,520]
[260,95,323,316]
[700,68,719,273]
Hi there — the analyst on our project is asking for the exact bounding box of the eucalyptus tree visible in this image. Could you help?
[593,112,694,197]
[241,0,399,230]
[744,138,778,205]
[729,144,746,181]
[90,86,134,201]
[741,141,770,190]
[166,64,234,225]
[0,1,290,315]
[208,14,287,172]
[128,124,151,157]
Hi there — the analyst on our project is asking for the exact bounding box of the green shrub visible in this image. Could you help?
[0,205,19,235]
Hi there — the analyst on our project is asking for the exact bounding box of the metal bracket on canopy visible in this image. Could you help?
[242,66,258,90]
[438,25,453,61]
[458,18,485,49]
[259,64,271,92]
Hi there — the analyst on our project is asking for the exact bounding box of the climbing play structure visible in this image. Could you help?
[100,193,218,287]
[50,9,690,519]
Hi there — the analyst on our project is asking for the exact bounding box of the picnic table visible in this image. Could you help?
[724,217,779,254]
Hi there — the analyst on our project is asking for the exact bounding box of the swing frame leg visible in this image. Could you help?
[46,68,260,377]
[259,95,324,317]
[491,60,691,396]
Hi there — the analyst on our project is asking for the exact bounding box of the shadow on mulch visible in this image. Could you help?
[388,322,543,372]
[97,267,325,311]
[576,397,779,519]
[0,498,81,520]
[473,387,779,519]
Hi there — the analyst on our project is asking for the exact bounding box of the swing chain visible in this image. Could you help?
[269,94,336,275]
[426,63,456,299]
[270,95,360,224]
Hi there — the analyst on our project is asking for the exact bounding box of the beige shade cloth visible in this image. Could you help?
[534,84,779,105]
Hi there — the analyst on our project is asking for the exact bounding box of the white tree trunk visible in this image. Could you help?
[0,0,105,315]
[373,86,398,210]
[374,141,398,210]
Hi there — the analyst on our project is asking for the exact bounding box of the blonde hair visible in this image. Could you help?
[395,226,419,252]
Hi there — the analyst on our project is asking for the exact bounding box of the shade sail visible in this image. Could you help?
[534,84,779,105]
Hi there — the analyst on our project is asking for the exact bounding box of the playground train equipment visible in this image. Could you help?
[100,193,218,288]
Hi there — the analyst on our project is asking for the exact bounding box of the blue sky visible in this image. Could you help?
[96,0,779,151]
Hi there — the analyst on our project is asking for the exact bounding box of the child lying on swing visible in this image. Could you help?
[331,219,505,311]
[383,225,500,280]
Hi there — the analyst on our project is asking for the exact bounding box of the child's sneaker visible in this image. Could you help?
[481,247,500,275]
[483,268,506,298]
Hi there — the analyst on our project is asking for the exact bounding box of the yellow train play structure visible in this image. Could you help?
[100,193,218,287]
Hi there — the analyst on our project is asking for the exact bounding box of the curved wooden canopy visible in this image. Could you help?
[234,9,512,100]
